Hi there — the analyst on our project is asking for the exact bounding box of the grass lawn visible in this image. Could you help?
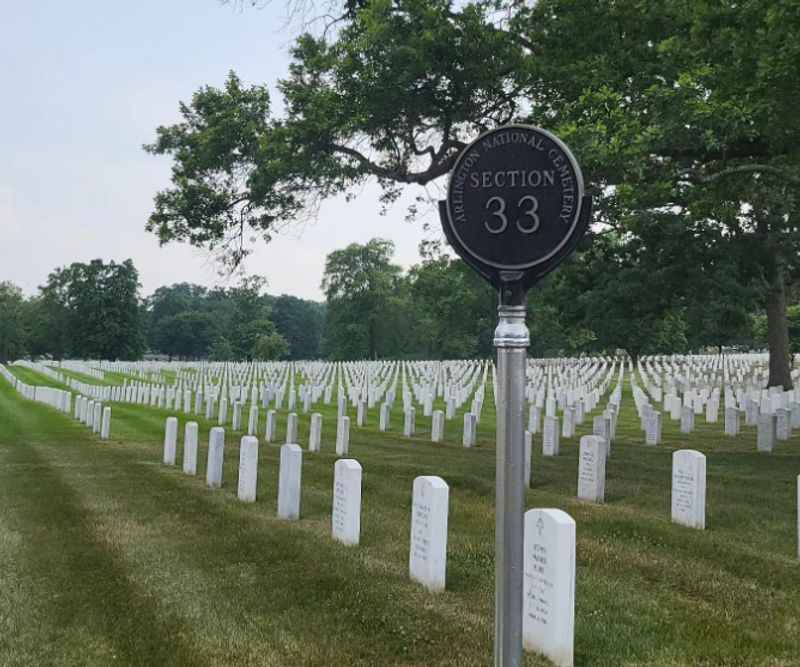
[0,368,798,666]
[103,370,140,386]
[58,367,117,387]
[7,364,67,390]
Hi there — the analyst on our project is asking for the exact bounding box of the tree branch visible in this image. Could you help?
[700,164,800,186]
[330,142,460,185]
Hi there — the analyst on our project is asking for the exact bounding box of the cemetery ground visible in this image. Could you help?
[1,367,799,666]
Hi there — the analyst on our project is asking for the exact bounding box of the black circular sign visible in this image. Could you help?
[444,125,585,272]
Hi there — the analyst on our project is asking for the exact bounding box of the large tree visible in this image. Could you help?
[406,249,495,358]
[0,282,28,363]
[147,0,799,381]
[321,238,405,359]
[151,311,219,360]
[22,294,71,360]
[145,280,310,359]
[209,276,278,359]
[539,208,759,359]
[39,259,146,360]
[518,0,800,384]
[146,283,212,357]
[269,294,325,359]
[145,1,526,266]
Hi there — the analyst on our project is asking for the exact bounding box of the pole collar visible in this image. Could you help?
[494,304,530,348]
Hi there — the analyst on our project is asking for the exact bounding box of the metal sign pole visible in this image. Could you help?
[493,293,529,667]
[438,124,589,667]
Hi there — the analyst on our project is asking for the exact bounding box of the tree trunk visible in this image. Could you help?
[766,264,793,389]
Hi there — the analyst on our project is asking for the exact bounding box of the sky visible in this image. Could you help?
[0,1,437,301]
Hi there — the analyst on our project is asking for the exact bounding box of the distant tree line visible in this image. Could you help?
[319,238,788,362]
[144,277,324,361]
[0,244,795,364]
[0,259,324,363]
[1,260,145,363]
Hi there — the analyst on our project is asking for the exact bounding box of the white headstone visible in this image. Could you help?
[668,395,682,421]
[791,403,800,429]
[100,406,111,440]
[163,417,178,465]
[278,443,302,520]
[543,416,560,456]
[524,430,532,489]
[409,475,449,592]
[375,402,388,431]
[575,399,585,425]
[577,435,606,503]
[237,435,259,503]
[776,408,791,441]
[308,412,322,452]
[462,412,477,448]
[705,399,718,424]
[522,508,576,667]
[528,405,541,434]
[745,398,759,425]
[645,411,661,446]
[286,412,298,444]
[403,407,416,437]
[232,401,242,431]
[92,402,102,434]
[248,404,259,435]
[336,416,350,456]
[592,415,610,456]
[680,406,694,434]
[265,409,276,442]
[757,413,776,453]
[332,459,362,546]
[561,407,575,439]
[183,421,198,475]
[671,449,706,529]
[206,427,225,488]
[724,406,740,436]
[431,410,444,443]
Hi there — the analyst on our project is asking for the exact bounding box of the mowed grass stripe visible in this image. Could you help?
[57,368,113,386]
[6,364,69,390]
[1,372,799,664]
[0,382,493,666]
[0,383,208,666]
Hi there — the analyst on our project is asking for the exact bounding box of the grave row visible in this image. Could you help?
[160,416,577,666]
[0,363,111,440]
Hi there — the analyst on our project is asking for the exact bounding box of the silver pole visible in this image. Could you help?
[493,300,529,667]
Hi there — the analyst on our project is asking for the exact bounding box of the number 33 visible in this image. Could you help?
[484,196,540,234]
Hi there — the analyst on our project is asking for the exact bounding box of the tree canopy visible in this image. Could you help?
[146,277,297,361]
[0,282,27,364]
[36,259,146,360]
[146,0,800,385]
